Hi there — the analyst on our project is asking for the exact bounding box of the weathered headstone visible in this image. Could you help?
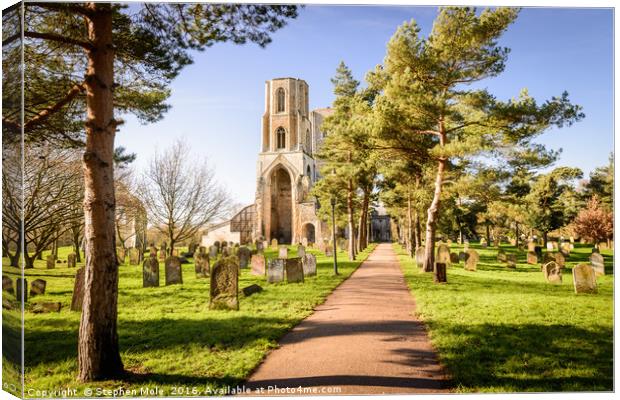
[527,251,538,265]
[450,252,459,264]
[117,247,126,264]
[29,278,46,297]
[142,255,160,287]
[31,302,62,313]
[221,246,232,257]
[46,255,55,269]
[71,267,85,311]
[415,246,426,269]
[271,238,278,248]
[458,251,468,263]
[297,245,306,258]
[572,263,597,294]
[542,261,562,284]
[465,250,479,271]
[251,254,266,276]
[554,252,566,269]
[16,278,27,302]
[543,252,555,265]
[209,257,239,310]
[67,253,77,268]
[506,254,517,268]
[237,246,252,269]
[164,256,183,285]
[497,249,507,262]
[194,251,210,277]
[436,244,451,267]
[590,253,605,276]
[278,246,288,259]
[129,248,140,265]
[2,275,14,294]
[241,284,263,297]
[267,258,285,283]
[209,245,218,259]
[188,243,198,255]
[434,262,447,283]
[285,258,304,283]
[256,240,264,254]
[302,253,317,277]
[159,244,167,260]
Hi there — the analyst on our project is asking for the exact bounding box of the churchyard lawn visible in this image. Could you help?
[2,244,375,396]
[395,242,613,393]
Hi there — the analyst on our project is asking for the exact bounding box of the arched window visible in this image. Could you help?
[276,127,286,150]
[276,88,285,113]
[306,165,311,178]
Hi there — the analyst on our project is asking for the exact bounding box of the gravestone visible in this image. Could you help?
[534,246,543,259]
[129,248,140,265]
[3,276,14,294]
[543,252,555,265]
[16,278,27,302]
[188,243,197,255]
[267,258,285,283]
[117,247,126,263]
[209,257,239,310]
[142,255,160,287]
[546,242,554,251]
[256,241,264,254]
[463,242,469,252]
[242,284,263,297]
[221,246,231,257]
[506,254,517,268]
[251,254,266,276]
[527,241,536,252]
[526,251,538,265]
[434,263,447,283]
[450,252,459,264]
[555,252,566,269]
[271,238,278,248]
[285,258,304,283]
[46,255,55,269]
[67,253,76,268]
[278,246,288,259]
[572,263,597,294]
[324,243,333,257]
[159,244,167,260]
[497,249,507,262]
[590,253,605,276]
[415,246,426,269]
[436,244,451,267]
[209,245,218,259]
[302,253,317,277]
[480,238,487,248]
[560,242,571,256]
[194,251,210,277]
[301,238,308,247]
[458,251,469,263]
[542,261,562,284]
[71,267,85,311]
[30,279,46,297]
[164,256,183,285]
[465,250,479,271]
[237,246,252,269]
[297,245,306,258]
[149,246,158,259]
[31,302,62,313]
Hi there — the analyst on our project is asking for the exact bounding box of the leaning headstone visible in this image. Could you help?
[436,244,451,267]
[555,252,566,269]
[542,261,562,284]
[16,278,27,302]
[450,252,459,264]
[251,254,266,276]
[415,246,426,269]
[67,253,77,268]
[71,267,85,311]
[590,253,605,276]
[285,258,304,283]
[573,263,597,294]
[434,263,447,283]
[129,248,140,265]
[297,245,306,258]
[302,253,317,277]
[209,257,239,310]
[241,284,263,297]
[497,249,507,262]
[194,251,210,277]
[164,256,183,285]
[271,238,278,249]
[278,246,288,259]
[237,246,252,269]
[267,259,285,283]
[458,251,468,262]
[527,251,538,265]
[46,255,55,269]
[465,250,479,271]
[3,276,14,294]
[506,254,517,268]
[142,255,160,287]
[30,279,46,297]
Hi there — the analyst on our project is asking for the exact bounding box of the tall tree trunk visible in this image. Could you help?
[485,223,491,244]
[78,4,124,382]
[414,212,421,249]
[424,120,447,278]
[515,222,519,249]
[543,231,548,248]
[407,190,414,257]
[346,177,356,261]
[73,227,82,262]
[357,187,370,250]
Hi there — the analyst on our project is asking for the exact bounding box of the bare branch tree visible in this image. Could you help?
[139,139,230,255]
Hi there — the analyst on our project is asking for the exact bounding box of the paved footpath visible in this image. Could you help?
[244,243,449,395]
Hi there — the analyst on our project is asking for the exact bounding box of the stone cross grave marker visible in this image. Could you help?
[542,261,562,284]
[286,258,304,283]
[465,250,479,271]
[143,254,160,287]
[209,257,239,310]
[165,256,183,285]
[251,254,266,276]
[278,246,288,259]
[436,244,451,267]
[67,253,76,268]
[30,279,46,297]
[590,253,605,276]
[302,253,317,277]
[238,246,252,269]
[71,267,85,311]
[572,263,597,294]
[267,258,285,283]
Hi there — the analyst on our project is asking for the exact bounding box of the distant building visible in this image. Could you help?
[370,205,392,242]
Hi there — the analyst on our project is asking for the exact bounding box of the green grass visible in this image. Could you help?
[2,243,375,397]
[394,242,613,393]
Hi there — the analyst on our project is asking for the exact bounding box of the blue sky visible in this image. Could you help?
[118,6,614,205]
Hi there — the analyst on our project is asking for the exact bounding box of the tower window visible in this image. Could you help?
[276,127,286,150]
[276,88,285,113]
